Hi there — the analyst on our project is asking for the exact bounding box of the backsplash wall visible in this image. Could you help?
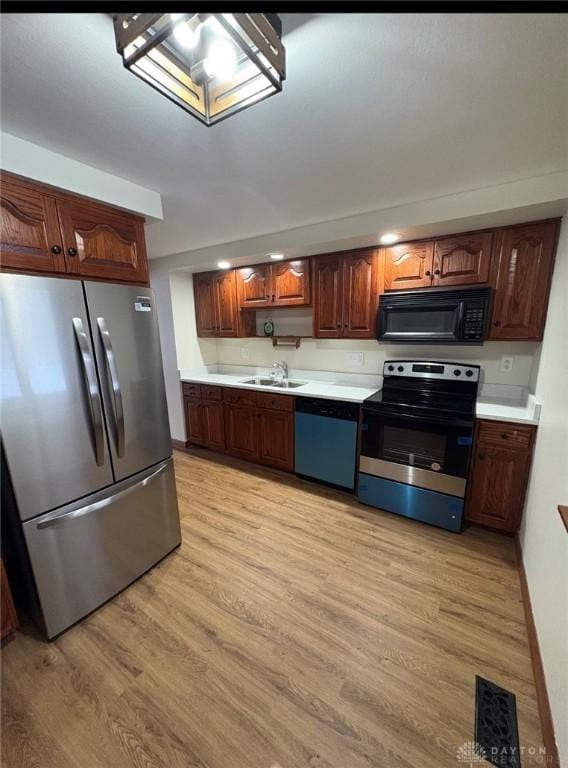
[215,337,541,388]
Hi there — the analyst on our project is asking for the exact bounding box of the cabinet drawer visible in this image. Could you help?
[256,392,294,412]
[476,420,535,451]
[182,382,201,398]
[201,385,223,401]
[223,388,258,407]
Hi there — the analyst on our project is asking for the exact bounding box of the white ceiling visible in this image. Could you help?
[1,13,567,260]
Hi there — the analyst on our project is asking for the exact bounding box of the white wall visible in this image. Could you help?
[0,132,163,221]
[520,214,568,765]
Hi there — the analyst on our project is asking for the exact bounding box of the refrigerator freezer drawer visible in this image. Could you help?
[23,458,181,639]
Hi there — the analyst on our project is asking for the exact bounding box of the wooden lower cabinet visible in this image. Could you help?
[224,405,258,461]
[1,559,18,641]
[465,420,536,533]
[182,384,295,472]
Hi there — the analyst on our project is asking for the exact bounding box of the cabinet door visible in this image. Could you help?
[258,409,294,471]
[224,405,259,461]
[57,197,148,283]
[489,221,558,340]
[381,241,434,291]
[236,264,271,309]
[465,421,535,533]
[271,259,311,306]
[202,401,225,450]
[185,397,205,445]
[342,249,377,338]
[313,254,344,338]
[215,271,239,337]
[194,272,218,337]
[433,232,492,287]
[0,176,65,274]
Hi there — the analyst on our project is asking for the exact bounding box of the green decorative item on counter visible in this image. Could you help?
[263,318,275,337]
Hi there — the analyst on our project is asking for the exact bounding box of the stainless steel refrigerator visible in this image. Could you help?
[1,273,181,639]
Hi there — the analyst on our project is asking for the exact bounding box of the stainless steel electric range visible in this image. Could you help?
[358,360,480,532]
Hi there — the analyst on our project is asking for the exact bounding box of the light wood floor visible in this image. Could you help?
[2,449,543,768]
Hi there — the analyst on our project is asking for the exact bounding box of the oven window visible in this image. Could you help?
[382,425,446,471]
[385,308,457,336]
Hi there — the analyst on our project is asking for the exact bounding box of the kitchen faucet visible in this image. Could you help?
[271,360,288,381]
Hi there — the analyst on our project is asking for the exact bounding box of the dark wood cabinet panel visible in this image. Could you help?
[185,397,205,446]
[194,272,218,337]
[465,420,536,533]
[202,401,225,449]
[236,264,271,309]
[258,409,294,471]
[312,253,344,338]
[271,259,311,306]
[343,250,377,338]
[489,221,558,341]
[215,271,239,337]
[381,241,434,291]
[1,560,18,641]
[57,197,148,283]
[224,405,259,461]
[433,231,492,287]
[0,176,65,274]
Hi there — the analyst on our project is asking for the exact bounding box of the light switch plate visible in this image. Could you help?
[500,356,513,372]
[346,352,364,368]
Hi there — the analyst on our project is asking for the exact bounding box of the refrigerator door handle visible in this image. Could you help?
[97,316,125,457]
[36,461,169,530]
[72,317,105,466]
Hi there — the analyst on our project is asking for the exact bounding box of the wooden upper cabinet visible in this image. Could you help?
[343,249,377,338]
[489,221,559,341]
[214,271,239,337]
[194,272,218,337]
[465,420,536,533]
[433,231,492,287]
[57,197,148,284]
[0,176,65,274]
[236,259,310,309]
[271,259,311,306]
[381,241,434,291]
[313,253,344,338]
[237,264,271,309]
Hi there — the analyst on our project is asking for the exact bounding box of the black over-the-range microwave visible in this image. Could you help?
[376,286,491,345]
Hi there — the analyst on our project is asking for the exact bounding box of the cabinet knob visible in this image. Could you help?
[501,433,508,439]
[272,294,275,302]
[425,270,431,277]
[51,244,62,254]
[336,323,341,327]
[493,320,501,327]
[67,247,77,257]
[434,269,440,275]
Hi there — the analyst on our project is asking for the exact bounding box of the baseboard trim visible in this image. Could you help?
[171,439,190,453]
[515,537,560,768]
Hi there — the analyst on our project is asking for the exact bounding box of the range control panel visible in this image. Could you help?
[383,360,480,382]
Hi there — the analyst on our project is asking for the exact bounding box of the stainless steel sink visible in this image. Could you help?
[241,377,306,389]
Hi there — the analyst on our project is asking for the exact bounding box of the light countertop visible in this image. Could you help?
[179,369,541,425]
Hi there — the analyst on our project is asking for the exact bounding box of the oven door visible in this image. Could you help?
[377,299,464,343]
[360,407,473,497]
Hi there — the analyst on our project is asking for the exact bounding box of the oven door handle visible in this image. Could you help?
[367,407,473,429]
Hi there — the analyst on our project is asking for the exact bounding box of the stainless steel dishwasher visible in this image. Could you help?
[294,398,359,491]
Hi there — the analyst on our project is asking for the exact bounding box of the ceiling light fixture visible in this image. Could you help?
[217,260,231,269]
[268,253,285,260]
[380,233,400,245]
[113,13,286,126]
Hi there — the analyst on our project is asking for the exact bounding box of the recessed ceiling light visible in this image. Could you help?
[268,253,285,260]
[217,260,231,269]
[380,233,399,245]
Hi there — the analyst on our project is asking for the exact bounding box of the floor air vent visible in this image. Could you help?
[474,676,521,768]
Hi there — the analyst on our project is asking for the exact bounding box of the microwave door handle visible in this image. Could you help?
[456,301,466,336]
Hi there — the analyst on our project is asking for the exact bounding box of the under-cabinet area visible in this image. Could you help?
[190,218,560,343]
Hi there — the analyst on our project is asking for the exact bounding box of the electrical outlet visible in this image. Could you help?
[346,352,364,368]
[500,356,513,373]
[240,347,249,359]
